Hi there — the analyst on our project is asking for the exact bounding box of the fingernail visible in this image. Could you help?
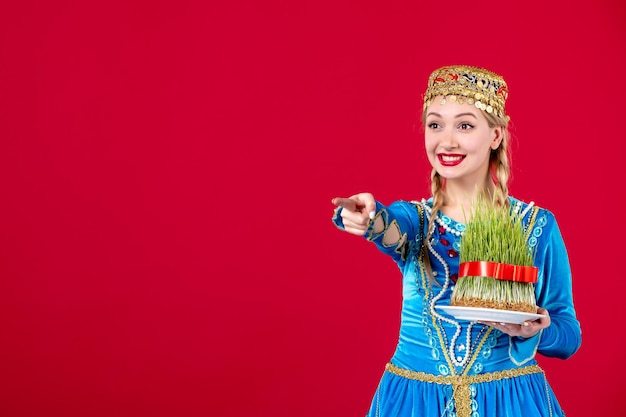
[499,322,506,326]
[522,321,530,327]
[369,211,376,219]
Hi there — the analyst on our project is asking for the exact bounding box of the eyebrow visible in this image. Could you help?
[426,112,478,119]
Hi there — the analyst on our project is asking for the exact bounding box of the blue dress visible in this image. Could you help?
[333,197,581,417]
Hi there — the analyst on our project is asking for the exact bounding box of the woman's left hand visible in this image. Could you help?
[482,307,550,338]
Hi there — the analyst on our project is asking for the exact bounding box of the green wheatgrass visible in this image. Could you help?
[450,195,538,313]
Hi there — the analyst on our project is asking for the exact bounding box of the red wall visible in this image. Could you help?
[1,1,624,416]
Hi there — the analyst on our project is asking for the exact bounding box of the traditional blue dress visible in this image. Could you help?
[333,197,581,417]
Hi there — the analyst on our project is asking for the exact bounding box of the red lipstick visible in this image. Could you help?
[438,153,465,167]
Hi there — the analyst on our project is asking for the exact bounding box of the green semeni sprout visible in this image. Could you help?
[450,194,538,313]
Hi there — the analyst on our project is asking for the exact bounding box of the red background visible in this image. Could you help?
[1,1,624,416]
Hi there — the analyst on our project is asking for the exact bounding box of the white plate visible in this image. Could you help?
[435,305,546,324]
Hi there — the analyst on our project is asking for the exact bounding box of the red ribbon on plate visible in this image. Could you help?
[458,261,538,283]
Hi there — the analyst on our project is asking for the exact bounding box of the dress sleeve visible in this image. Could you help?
[534,211,582,358]
[332,200,424,265]
[509,209,582,365]
[511,209,582,361]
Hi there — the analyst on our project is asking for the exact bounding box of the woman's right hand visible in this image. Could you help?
[331,193,376,236]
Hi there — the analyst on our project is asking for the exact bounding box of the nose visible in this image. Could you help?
[439,129,458,150]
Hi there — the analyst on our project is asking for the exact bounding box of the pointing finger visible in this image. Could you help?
[332,197,359,212]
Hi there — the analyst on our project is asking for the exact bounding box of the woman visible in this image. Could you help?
[331,65,581,417]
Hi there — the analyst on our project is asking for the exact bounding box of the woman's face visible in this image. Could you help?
[424,95,502,184]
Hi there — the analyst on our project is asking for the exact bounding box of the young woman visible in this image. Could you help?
[331,65,581,417]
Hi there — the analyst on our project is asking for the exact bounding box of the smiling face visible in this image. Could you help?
[424,95,503,187]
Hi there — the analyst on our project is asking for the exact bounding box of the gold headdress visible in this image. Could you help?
[423,65,509,119]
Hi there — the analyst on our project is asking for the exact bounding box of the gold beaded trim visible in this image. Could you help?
[523,206,540,243]
[385,363,544,417]
[423,65,509,119]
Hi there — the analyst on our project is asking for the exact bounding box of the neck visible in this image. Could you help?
[444,179,496,204]
[439,178,498,223]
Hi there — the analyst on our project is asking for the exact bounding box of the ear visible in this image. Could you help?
[490,127,503,150]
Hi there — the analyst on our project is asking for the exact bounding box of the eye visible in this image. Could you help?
[459,122,474,130]
[427,122,440,129]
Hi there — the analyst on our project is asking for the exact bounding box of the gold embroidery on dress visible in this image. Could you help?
[385,363,546,417]
[524,206,540,242]
[366,209,388,242]
[382,219,404,247]
[366,210,412,262]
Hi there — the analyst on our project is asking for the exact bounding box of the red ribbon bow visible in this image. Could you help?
[458,261,538,283]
